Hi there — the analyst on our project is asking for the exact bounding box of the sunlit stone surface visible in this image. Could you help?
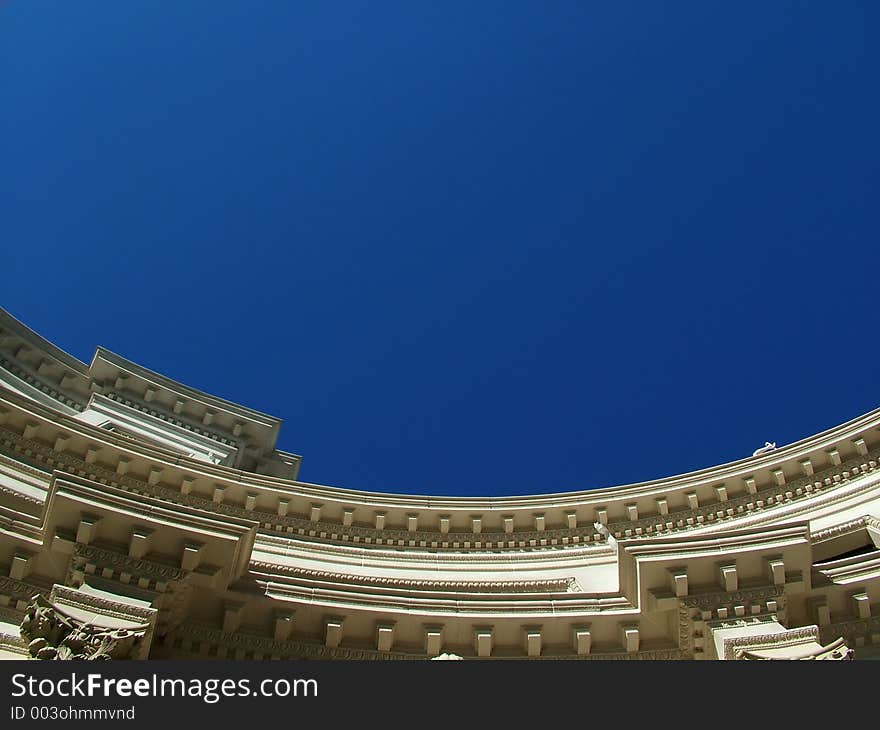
[0,307,874,660]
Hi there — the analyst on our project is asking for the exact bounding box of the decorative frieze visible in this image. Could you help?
[253,566,578,594]
[69,543,188,587]
[681,584,784,615]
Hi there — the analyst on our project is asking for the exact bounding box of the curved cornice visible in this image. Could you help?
[2,304,880,512]
[2,381,880,552]
[0,308,89,375]
[90,348,282,429]
[286,405,880,506]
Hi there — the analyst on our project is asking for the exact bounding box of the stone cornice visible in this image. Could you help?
[102,390,238,447]
[172,622,683,660]
[0,417,605,552]
[289,403,880,507]
[4,319,880,512]
[263,582,637,615]
[722,626,820,660]
[7,307,880,662]
[0,357,85,412]
[812,515,880,543]
[248,561,577,592]
[821,615,880,645]
[180,622,419,659]
[4,386,880,553]
[90,347,282,429]
[682,584,785,612]
[3,413,880,555]
[684,464,880,538]
[0,308,89,375]
[72,543,190,584]
[0,480,43,508]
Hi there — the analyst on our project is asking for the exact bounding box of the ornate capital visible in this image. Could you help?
[20,594,151,661]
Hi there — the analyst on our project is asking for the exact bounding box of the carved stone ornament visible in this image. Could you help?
[20,595,150,661]
[737,636,853,661]
[723,627,854,661]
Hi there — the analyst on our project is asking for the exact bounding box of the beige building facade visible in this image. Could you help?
[0,306,874,660]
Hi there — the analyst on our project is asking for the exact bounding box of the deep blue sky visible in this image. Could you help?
[2,3,878,496]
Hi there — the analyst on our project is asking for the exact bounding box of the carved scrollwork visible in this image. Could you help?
[20,595,149,661]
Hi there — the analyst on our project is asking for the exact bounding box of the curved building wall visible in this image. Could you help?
[0,306,875,660]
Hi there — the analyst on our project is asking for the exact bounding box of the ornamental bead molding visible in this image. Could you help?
[811,515,880,542]
[248,561,578,593]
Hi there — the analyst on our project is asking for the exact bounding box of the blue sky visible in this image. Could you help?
[2,2,878,496]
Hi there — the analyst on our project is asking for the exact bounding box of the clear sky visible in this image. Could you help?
[2,2,878,496]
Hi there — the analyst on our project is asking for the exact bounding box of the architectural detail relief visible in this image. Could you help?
[20,595,150,660]
[0,307,877,660]
[723,627,853,661]
[681,585,786,613]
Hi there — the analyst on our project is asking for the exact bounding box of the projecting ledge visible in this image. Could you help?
[714,622,852,661]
